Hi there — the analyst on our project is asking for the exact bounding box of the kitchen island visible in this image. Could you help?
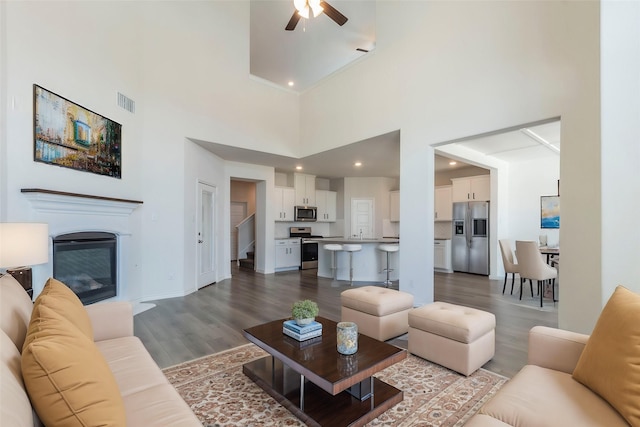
[310,238,400,283]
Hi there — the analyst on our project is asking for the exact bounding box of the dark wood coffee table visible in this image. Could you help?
[242,316,406,427]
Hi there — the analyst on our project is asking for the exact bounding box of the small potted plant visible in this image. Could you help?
[291,299,319,326]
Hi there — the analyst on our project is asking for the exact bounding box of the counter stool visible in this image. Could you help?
[323,244,343,281]
[378,244,399,287]
[342,244,362,286]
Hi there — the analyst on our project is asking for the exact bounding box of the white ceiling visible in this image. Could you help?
[200,2,561,179]
[445,120,561,164]
[193,119,560,180]
[250,0,376,91]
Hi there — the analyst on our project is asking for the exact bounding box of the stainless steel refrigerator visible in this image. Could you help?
[452,201,489,275]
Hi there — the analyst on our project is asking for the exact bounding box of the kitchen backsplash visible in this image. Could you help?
[435,221,452,239]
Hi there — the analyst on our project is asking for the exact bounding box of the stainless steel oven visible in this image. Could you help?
[301,240,318,270]
[289,227,321,270]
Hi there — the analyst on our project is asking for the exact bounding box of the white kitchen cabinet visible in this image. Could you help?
[434,186,452,221]
[294,173,316,206]
[389,191,400,222]
[274,187,295,222]
[434,239,452,272]
[451,175,491,202]
[275,238,301,270]
[316,190,337,222]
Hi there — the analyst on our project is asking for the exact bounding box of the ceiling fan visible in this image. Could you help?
[285,0,348,31]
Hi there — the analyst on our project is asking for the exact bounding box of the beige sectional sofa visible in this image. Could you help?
[466,325,629,426]
[467,285,640,426]
[0,273,201,426]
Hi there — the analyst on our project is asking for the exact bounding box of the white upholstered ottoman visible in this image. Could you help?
[341,286,414,341]
[408,302,495,376]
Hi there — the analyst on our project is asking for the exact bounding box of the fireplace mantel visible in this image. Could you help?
[21,188,143,216]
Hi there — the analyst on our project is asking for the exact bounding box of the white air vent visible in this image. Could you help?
[117,92,135,113]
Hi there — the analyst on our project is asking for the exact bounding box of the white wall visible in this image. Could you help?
[299,1,606,323]
[506,156,561,248]
[557,1,602,332]
[181,141,226,299]
[1,1,298,299]
[343,177,399,238]
[598,1,640,317]
[2,1,637,334]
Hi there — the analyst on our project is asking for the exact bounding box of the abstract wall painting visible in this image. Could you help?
[540,195,560,229]
[33,85,121,178]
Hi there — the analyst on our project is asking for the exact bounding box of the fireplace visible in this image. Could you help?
[53,232,117,305]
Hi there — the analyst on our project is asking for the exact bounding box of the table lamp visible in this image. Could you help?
[0,223,49,298]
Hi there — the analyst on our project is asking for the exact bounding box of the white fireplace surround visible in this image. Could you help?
[22,189,143,306]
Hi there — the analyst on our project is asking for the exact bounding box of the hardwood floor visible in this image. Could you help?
[134,265,558,378]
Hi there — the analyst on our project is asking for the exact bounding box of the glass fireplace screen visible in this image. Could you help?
[53,232,117,305]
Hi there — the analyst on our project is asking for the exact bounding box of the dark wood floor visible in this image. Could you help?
[134,265,557,378]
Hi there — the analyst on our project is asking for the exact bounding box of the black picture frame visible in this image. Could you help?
[540,195,560,229]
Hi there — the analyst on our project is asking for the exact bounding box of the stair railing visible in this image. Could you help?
[236,213,255,265]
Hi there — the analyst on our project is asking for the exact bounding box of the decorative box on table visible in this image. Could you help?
[283,320,322,341]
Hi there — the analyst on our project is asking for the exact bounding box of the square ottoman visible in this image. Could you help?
[408,302,495,376]
[341,286,414,341]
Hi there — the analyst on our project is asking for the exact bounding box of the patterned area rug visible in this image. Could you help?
[163,344,507,426]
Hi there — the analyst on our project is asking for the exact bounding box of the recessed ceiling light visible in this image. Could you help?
[354,162,362,167]
[288,81,294,87]
[295,165,303,170]
[449,161,457,166]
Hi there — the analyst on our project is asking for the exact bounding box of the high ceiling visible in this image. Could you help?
[197,2,561,178]
[192,119,560,179]
[250,0,376,91]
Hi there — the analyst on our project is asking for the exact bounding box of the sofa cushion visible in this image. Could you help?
[341,286,414,316]
[408,302,495,343]
[0,274,34,351]
[96,336,169,397]
[95,337,202,425]
[572,285,640,426]
[479,365,628,427]
[33,277,93,339]
[21,304,126,427]
[1,330,35,427]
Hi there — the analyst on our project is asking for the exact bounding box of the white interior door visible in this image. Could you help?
[230,202,247,261]
[351,198,374,238]
[197,182,217,288]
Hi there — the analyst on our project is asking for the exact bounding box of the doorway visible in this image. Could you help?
[230,202,247,261]
[197,181,217,288]
[351,198,374,239]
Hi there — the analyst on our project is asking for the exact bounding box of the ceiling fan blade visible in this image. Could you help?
[285,11,301,31]
[320,1,348,26]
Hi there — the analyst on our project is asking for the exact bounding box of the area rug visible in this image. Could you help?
[163,343,507,426]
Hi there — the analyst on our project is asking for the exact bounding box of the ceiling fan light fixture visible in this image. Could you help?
[294,0,310,18]
[309,0,324,17]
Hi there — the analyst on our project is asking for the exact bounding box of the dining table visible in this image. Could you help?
[539,247,560,265]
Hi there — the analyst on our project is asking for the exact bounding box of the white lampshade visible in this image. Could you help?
[0,223,49,268]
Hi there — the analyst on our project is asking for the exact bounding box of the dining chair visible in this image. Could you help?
[515,240,558,307]
[498,239,521,295]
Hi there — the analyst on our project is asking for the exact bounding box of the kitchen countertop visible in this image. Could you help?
[307,237,399,244]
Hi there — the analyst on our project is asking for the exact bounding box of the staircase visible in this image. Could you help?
[238,251,255,271]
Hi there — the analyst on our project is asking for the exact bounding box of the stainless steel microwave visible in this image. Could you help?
[294,206,317,222]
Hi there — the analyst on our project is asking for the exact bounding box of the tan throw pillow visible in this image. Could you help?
[21,304,126,427]
[572,285,640,426]
[33,277,93,339]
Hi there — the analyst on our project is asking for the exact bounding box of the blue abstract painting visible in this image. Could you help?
[541,196,560,229]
